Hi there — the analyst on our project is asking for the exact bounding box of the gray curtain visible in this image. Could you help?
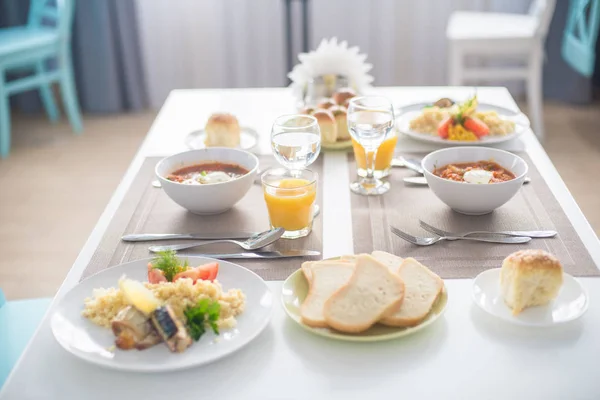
[0,0,147,113]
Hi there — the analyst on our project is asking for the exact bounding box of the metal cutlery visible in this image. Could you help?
[122,206,320,242]
[419,220,557,239]
[391,156,424,174]
[390,226,531,246]
[148,228,284,253]
[182,250,320,259]
[123,231,260,242]
[403,176,532,186]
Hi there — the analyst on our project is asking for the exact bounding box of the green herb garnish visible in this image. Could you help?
[184,298,221,341]
[200,171,208,176]
[150,250,188,282]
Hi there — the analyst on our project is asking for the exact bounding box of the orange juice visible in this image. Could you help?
[352,132,398,177]
[263,178,316,234]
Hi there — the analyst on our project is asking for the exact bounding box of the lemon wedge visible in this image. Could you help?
[118,276,161,315]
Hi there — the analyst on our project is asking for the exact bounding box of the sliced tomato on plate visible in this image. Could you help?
[195,262,219,282]
[437,117,452,139]
[147,263,168,284]
[463,117,489,138]
[172,262,219,283]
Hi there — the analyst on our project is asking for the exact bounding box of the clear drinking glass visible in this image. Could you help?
[347,96,395,195]
[262,168,318,239]
[304,74,350,106]
[271,114,321,172]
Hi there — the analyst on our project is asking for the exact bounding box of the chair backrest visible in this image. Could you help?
[529,0,557,38]
[27,0,75,42]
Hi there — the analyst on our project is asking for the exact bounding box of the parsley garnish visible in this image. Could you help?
[150,250,188,282]
[184,298,221,341]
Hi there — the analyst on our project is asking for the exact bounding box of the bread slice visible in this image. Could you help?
[323,254,405,333]
[302,257,356,284]
[300,262,355,327]
[371,251,403,271]
[380,257,443,327]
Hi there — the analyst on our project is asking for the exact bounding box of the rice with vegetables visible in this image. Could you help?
[409,107,515,136]
[82,278,245,329]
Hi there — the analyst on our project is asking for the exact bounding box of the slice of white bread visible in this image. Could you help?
[371,251,403,271]
[379,257,443,327]
[300,262,355,327]
[324,254,405,333]
[302,256,356,284]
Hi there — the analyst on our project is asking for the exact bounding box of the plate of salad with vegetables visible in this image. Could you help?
[396,95,530,146]
[51,253,273,372]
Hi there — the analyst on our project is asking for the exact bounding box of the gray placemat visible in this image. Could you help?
[81,156,323,281]
[349,153,599,278]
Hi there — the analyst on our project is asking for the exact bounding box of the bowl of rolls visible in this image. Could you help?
[300,88,358,150]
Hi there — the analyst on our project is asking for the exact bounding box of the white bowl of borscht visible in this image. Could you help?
[156,148,259,214]
[421,147,528,215]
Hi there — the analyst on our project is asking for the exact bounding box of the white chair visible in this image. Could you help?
[446,0,556,140]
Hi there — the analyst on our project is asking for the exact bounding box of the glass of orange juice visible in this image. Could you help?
[262,168,317,239]
[351,130,398,179]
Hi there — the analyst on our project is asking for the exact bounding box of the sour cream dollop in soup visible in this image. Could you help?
[166,162,249,185]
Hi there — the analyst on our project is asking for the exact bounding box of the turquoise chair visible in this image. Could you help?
[0,0,83,158]
[0,288,52,389]
[562,0,600,77]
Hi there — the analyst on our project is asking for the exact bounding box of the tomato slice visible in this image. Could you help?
[195,262,219,282]
[173,268,200,283]
[437,117,452,138]
[463,117,489,137]
[147,263,168,284]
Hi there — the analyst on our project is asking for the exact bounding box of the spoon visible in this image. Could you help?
[148,227,285,253]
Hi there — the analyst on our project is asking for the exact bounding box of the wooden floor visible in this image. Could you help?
[0,101,599,300]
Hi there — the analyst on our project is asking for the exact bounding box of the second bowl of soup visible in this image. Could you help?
[156,148,259,214]
[422,147,528,215]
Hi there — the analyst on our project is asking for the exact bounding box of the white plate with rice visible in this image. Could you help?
[50,257,273,372]
[396,102,530,146]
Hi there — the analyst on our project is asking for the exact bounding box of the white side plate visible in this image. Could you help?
[472,268,588,327]
[51,257,273,372]
[185,127,259,152]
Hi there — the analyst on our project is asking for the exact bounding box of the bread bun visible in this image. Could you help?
[204,113,241,147]
[500,250,563,315]
[332,88,357,106]
[330,106,350,141]
[300,106,316,115]
[316,98,337,110]
[312,109,337,144]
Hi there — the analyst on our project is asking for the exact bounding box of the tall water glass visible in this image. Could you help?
[347,96,395,195]
[271,115,321,173]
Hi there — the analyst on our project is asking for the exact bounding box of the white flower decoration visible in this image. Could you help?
[288,37,374,100]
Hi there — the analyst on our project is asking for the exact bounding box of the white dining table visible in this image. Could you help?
[2,87,600,400]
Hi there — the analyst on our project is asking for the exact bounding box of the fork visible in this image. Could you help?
[389,226,531,246]
[418,220,557,239]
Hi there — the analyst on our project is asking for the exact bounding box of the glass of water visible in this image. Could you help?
[271,114,321,172]
[347,96,395,196]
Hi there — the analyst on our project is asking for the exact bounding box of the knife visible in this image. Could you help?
[122,232,259,242]
[181,250,321,259]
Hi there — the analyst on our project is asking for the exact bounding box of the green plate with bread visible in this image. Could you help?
[281,252,448,342]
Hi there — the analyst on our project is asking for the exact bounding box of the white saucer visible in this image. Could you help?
[472,268,588,327]
[185,127,259,152]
